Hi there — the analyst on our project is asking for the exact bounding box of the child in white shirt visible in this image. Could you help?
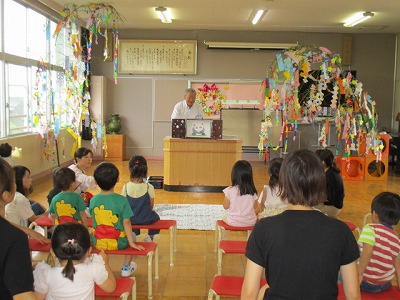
[33,222,116,299]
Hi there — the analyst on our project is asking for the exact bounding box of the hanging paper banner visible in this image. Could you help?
[259,44,378,159]
[66,127,81,157]
[54,119,60,135]
[97,124,102,138]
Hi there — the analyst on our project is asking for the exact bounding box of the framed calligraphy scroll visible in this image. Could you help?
[118,40,197,74]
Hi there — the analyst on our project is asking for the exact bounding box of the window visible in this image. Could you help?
[6,64,30,135]
[1,0,71,137]
[26,9,48,61]
[4,0,50,62]
[4,0,27,58]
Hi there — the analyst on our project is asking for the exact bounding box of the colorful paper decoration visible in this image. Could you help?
[66,127,81,157]
[259,44,380,159]
[196,84,225,116]
[102,125,108,157]
[42,130,58,166]
[54,3,123,83]
[11,147,22,158]
[38,3,124,160]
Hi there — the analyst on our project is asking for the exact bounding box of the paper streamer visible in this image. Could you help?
[97,123,102,138]
[259,44,378,159]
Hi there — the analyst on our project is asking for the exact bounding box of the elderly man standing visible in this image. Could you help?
[171,88,203,120]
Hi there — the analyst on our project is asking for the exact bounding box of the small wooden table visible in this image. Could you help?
[105,134,126,161]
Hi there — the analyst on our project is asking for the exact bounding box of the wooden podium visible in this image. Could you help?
[163,137,242,192]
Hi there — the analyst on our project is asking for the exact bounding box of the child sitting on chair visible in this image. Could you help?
[89,162,144,277]
[121,155,160,242]
[0,143,15,166]
[6,165,48,226]
[258,158,287,219]
[48,167,88,227]
[222,160,258,227]
[314,148,344,218]
[358,192,400,293]
[33,222,116,298]
[47,167,62,206]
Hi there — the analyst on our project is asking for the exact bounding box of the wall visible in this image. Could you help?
[90,29,397,158]
[0,129,75,179]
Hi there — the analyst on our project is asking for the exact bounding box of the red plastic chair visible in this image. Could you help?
[95,277,136,300]
[342,220,361,237]
[132,219,177,266]
[208,275,267,300]
[29,216,53,237]
[217,240,247,275]
[29,238,51,252]
[337,283,400,299]
[214,220,253,251]
[92,242,158,299]
[82,191,93,206]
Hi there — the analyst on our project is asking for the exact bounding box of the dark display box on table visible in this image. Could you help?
[171,119,222,139]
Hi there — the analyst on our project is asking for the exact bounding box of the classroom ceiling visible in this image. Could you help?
[41,0,400,34]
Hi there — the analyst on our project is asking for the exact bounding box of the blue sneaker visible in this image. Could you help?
[121,261,137,277]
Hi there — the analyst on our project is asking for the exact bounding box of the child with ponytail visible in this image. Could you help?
[121,155,160,241]
[33,222,116,299]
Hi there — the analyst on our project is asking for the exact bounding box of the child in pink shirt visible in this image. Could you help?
[223,160,258,227]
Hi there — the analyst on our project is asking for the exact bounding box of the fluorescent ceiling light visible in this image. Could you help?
[155,7,172,23]
[344,12,374,27]
[252,10,265,25]
[204,41,297,50]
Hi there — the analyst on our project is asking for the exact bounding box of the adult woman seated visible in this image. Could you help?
[68,147,96,205]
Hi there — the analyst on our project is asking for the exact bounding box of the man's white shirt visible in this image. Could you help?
[171,100,203,120]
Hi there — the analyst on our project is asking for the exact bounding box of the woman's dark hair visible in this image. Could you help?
[231,160,257,196]
[0,143,12,158]
[128,155,148,180]
[268,158,283,189]
[54,168,76,191]
[315,148,340,173]
[51,222,91,281]
[0,159,14,198]
[371,192,400,225]
[279,149,326,206]
[73,147,93,163]
[13,165,31,196]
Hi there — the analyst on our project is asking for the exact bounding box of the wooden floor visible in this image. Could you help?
[30,159,400,300]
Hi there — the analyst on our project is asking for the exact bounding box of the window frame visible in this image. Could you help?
[0,0,71,138]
